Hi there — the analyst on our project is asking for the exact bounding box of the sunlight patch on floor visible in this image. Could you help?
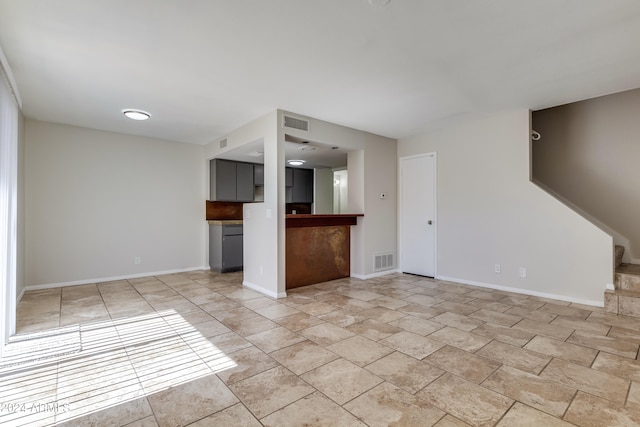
[0,310,236,426]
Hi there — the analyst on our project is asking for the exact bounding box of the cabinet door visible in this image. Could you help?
[211,159,237,201]
[292,168,314,203]
[254,164,264,186]
[285,167,293,187]
[236,162,255,201]
[301,168,314,203]
[222,234,243,270]
[208,225,223,271]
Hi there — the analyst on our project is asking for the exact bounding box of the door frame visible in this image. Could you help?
[398,152,437,277]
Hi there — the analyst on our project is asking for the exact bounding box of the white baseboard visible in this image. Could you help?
[16,288,26,304]
[23,266,210,292]
[351,269,400,280]
[243,280,286,299]
[436,275,604,307]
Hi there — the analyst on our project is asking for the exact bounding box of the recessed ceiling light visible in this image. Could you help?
[123,109,151,121]
[287,160,306,166]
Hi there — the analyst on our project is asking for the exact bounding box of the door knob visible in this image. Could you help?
[428,220,433,225]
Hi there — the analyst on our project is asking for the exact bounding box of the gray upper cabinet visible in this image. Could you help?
[254,164,264,186]
[211,159,236,201]
[210,160,312,203]
[291,168,314,203]
[236,162,255,201]
[210,159,255,202]
[285,167,293,187]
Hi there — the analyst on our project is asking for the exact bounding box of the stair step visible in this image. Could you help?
[605,289,640,318]
[615,245,625,268]
[615,273,640,292]
[615,264,640,292]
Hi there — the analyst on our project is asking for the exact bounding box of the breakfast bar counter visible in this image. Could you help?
[285,214,363,289]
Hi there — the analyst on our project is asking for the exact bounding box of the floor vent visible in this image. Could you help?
[219,138,228,148]
[284,115,309,132]
[374,253,394,272]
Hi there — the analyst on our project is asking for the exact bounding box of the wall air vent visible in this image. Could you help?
[219,138,227,148]
[283,116,309,132]
[374,252,394,272]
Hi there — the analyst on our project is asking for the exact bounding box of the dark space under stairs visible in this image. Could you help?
[605,245,640,317]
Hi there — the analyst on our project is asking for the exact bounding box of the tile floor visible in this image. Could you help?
[4,271,640,426]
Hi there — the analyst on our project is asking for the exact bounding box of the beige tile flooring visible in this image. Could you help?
[4,271,640,426]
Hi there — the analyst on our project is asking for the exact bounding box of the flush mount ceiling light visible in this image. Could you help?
[287,160,306,166]
[123,109,151,121]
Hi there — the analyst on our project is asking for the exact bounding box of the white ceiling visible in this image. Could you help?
[1,0,640,146]
[218,135,349,169]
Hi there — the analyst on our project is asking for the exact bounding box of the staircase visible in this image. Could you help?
[604,245,640,317]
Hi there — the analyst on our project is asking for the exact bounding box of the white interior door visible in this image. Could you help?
[400,154,436,277]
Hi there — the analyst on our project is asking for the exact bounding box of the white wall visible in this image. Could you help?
[25,120,206,286]
[204,111,283,297]
[399,109,612,305]
[348,150,365,276]
[533,88,640,262]
[362,136,398,276]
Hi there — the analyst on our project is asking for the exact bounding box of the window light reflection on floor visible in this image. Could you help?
[0,310,237,426]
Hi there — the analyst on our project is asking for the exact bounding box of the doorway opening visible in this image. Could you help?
[333,169,348,214]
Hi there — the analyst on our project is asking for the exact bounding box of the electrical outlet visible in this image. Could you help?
[494,264,501,274]
[519,267,527,278]
[134,257,141,265]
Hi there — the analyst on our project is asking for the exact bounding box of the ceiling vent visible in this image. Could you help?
[219,138,227,148]
[284,116,309,132]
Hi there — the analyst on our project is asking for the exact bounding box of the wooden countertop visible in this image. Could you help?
[285,213,363,228]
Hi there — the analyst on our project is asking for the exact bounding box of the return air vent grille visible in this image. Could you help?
[219,138,227,148]
[374,252,394,272]
[283,116,309,132]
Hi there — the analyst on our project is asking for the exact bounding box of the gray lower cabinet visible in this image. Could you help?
[209,223,243,272]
